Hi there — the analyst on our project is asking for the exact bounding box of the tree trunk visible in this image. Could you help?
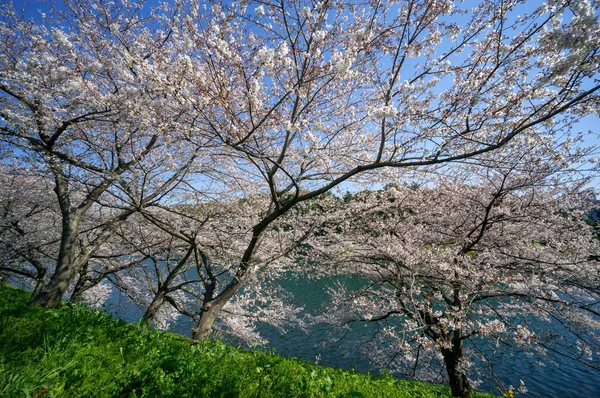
[192,300,224,341]
[30,268,47,300]
[30,217,79,308]
[190,222,267,341]
[442,340,472,398]
[142,246,195,327]
[30,208,132,308]
[29,263,77,308]
[69,263,89,303]
[142,289,167,325]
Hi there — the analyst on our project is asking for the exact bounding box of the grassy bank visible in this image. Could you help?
[0,285,495,397]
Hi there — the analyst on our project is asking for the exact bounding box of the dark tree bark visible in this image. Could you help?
[442,333,472,398]
[192,299,226,341]
[143,290,167,324]
[30,215,80,308]
[141,246,195,326]
[30,268,47,301]
[30,196,134,308]
[191,225,264,340]
[69,263,89,303]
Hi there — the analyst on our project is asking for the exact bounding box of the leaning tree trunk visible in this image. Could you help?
[30,268,47,301]
[191,273,243,341]
[142,246,195,326]
[69,263,89,303]
[191,219,267,341]
[442,335,472,398]
[192,300,224,341]
[30,260,78,308]
[142,289,167,326]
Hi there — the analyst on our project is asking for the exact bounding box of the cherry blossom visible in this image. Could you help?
[299,162,600,397]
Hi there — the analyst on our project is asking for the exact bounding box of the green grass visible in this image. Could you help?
[0,285,496,397]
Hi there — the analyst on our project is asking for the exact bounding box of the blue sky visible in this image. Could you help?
[6,0,600,193]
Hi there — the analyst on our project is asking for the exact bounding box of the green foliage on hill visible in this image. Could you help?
[0,285,496,397]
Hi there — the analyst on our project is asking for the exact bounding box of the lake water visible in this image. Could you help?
[103,275,600,397]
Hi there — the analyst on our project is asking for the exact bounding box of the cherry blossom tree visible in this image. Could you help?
[298,162,600,397]
[0,0,204,307]
[108,197,311,342]
[104,211,199,328]
[163,0,600,340]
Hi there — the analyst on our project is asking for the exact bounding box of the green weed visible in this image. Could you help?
[0,285,496,397]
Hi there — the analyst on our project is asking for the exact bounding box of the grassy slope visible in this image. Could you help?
[0,285,495,397]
